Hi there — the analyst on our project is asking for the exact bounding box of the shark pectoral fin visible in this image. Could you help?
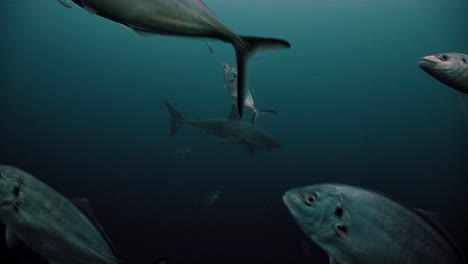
[5,228,18,248]
[82,3,97,14]
[247,145,255,156]
[56,0,73,8]
[459,92,468,120]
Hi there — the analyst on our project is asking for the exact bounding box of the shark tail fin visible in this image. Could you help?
[234,36,290,117]
[459,93,468,121]
[165,100,184,137]
[251,109,278,124]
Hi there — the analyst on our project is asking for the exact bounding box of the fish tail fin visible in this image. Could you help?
[251,109,278,124]
[234,36,290,117]
[459,93,468,121]
[164,100,184,137]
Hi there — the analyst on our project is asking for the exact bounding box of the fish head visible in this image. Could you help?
[419,53,468,91]
[222,63,238,94]
[283,184,350,243]
[0,166,23,209]
[222,63,237,75]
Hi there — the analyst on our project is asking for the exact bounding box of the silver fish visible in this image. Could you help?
[165,100,280,155]
[0,165,121,264]
[419,52,468,119]
[283,183,465,264]
[60,0,291,117]
[222,63,277,123]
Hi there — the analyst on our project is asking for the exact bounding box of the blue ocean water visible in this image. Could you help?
[0,0,467,263]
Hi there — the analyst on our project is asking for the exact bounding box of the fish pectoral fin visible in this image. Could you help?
[82,3,97,14]
[5,228,18,248]
[71,198,120,258]
[415,208,448,232]
[118,23,142,38]
[132,28,156,37]
[329,256,341,264]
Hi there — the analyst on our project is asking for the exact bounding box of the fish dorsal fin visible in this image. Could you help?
[415,209,440,223]
[414,208,465,263]
[227,105,240,120]
[71,199,120,258]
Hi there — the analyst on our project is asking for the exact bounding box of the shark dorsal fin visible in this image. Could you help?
[227,105,240,120]
[71,198,120,259]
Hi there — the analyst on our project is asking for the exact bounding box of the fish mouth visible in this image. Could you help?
[418,56,438,69]
[282,191,301,212]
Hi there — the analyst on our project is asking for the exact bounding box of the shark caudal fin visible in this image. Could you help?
[251,109,278,124]
[459,93,468,121]
[234,36,290,117]
[164,100,184,137]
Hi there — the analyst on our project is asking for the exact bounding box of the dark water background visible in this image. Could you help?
[1,0,467,263]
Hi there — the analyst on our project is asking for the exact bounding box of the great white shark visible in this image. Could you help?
[164,100,280,155]
[56,0,291,117]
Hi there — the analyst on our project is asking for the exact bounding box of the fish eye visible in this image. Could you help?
[439,54,449,61]
[335,224,347,234]
[304,192,318,206]
[462,58,467,64]
[334,207,343,218]
[13,186,20,196]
